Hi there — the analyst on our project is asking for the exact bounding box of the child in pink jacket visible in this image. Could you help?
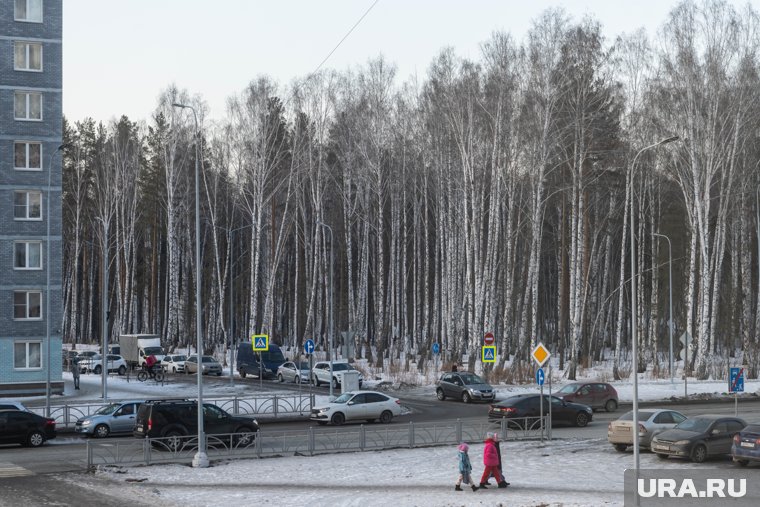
[479,433,506,488]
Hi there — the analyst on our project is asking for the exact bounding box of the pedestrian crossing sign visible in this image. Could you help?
[482,346,496,363]
[252,334,269,351]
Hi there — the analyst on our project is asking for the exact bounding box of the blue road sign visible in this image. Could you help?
[252,334,269,351]
[304,339,315,355]
[482,346,496,363]
[730,367,745,393]
[432,342,440,355]
[536,368,545,386]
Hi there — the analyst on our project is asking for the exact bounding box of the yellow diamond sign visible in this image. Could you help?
[531,342,550,367]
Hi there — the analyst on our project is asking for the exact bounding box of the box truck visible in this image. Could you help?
[119,334,165,369]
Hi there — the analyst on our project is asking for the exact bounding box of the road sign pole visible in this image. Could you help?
[735,392,738,417]
[548,364,552,441]
[540,382,544,445]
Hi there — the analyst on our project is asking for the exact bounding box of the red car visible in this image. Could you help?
[555,382,618,412]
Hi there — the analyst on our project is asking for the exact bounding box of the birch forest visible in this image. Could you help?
[61,1,760,381]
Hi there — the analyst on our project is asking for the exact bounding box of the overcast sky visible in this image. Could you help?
[62,0,749,124]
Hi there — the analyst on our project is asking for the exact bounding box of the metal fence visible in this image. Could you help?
[86,416,549,468]
[28,394,314,429]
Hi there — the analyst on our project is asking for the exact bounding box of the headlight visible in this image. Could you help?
[318,407,331,414]
[81,420,92,426]
[469,388,478,394]
[674,440,691,445]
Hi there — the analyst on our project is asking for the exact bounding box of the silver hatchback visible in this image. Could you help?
[436,371,495,403]
[75,401,142,438]
[185,355,223,375]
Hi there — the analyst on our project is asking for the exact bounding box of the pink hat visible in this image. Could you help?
[458,443,469,452]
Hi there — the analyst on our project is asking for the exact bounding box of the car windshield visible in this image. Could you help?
[144,347,163,355]
[459,373,484,385]
[172,355,186,361]
[675,418,712,432]
[619,411,655,421]
[94,404,120,416]
[557,384,580,394]
[297,362,309,369]
[332,363,354,371]
[333,393,353,404]
[201,356,216,363]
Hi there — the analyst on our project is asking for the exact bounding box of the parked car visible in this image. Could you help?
[162,354,187,373]
[488,394,593,427]
[555,382,619,412]
[608,409,687,451]
[310,391,403,426]
[133,399,258,451]
[0,409,56,447]
[311,361,364,389]
[731,423,760,466]
[185,355,223,376]
[80,354,128,375]
[436,371,495,403]
[75,400,142,438]
[651,415,746,463]
[76,350,98,361]
[0,400,29,412]
[277,361,310,383]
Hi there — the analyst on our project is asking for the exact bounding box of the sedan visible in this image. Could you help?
[310,391,403,426]
[436,371,495,403]
[555,382,619,412]
[0,409,56,447]
[277,361,310,383]
[75,401,142,438]
[608,409,687,451]
[162,354,187,373]
[81,354,128,375]
[731,423,760,466]
[488,394,593,428]
[185,355,223,375]
[651,415,746,463]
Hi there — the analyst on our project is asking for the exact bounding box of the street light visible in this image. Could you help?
[172,102,208,468]
[653,233,674,386]
[96,216,109,401]
[630,135,679,477]
[46,143,66,417]
[316,221,335,399]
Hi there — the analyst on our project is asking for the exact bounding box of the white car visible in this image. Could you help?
[277,361,311,383]
[81,354,128,375]
[161,354,187,373]
[310,390,403,426]
[311,361,364,389]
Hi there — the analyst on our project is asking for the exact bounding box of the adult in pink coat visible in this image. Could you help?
[479,434,506,488]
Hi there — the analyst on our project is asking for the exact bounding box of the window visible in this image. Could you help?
[14,141,42,170]
[14,41,42,71]
[14,0,43,22]
[14,341,42,369]
[14,91,42,120]
[14,241,42,269]
[14,191,42,220]
[14,290,42,319]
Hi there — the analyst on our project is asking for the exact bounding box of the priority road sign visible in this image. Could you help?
[531,342,551,367]
[729,367,745,393]
[304,339,315,355]
[536,367,545,386]
[484,332,495,345]
[482,346,496,363]
[252,334,269,351]
[432,342,440,355]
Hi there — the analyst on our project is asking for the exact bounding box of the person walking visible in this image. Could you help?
[479,433,506,489]
[454,443,478,492]
[71,357,80,390]
[484,432,509,487]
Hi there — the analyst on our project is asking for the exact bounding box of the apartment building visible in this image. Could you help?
[0,0,63,396]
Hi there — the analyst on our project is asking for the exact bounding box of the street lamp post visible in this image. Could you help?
[653,233,674,386]
[172,102,208,468]
[316,221,334,399]
[45,144,65,417]
[99,217,109,400]
[630,136,679,478]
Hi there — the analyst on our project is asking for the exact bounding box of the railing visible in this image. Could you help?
[86,416,549,468]
[27,394,315,429]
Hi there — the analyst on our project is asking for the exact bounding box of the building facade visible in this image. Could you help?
[0,0,63,396]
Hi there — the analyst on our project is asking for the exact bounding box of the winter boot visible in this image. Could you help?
[498,481,509,488]
[479,483,489,489]
[455,485,462,491]
[471,484,478,492]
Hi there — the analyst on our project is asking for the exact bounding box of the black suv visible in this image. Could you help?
[133,399,258,450]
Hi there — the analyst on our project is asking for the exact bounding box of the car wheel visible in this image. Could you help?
[240,370,246,378]
[278,373,284,383]
[605,399,618,412]
[436,389,446,401]
[462,392,471,403]
[313,375,320,387]
[691,444,707,463]
[614,444,627,452]
[656,453,669,460]
[94,424,110,438]
[118,365,126,376]
[27,431,45,448]
[575,412,589,427]
[165,430,184,452]
[234,427,256,446]
[736,459,749,467]
[295,376,301,384]
[331,412,345,426]
[380,411,393,424]
[94,365,102,375]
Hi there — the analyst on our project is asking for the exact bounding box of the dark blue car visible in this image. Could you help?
[732,423,760,466]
